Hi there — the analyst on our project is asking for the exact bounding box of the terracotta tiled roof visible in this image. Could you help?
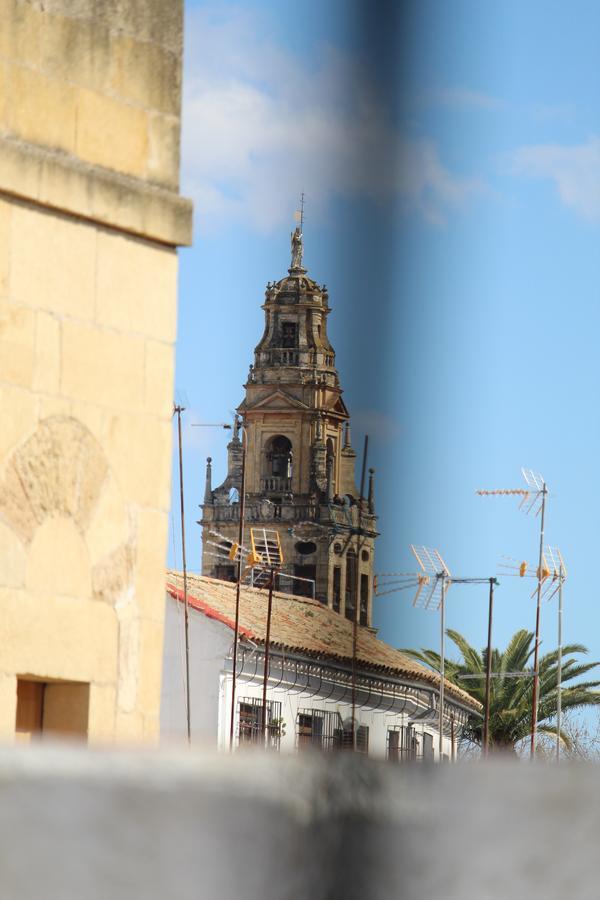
[166,572,480,712]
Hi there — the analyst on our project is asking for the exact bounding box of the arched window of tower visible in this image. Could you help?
[264,436,293,490]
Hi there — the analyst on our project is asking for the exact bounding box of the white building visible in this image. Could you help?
[161,573,479,760]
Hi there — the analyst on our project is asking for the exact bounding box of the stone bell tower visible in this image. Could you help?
[200,227,378,626]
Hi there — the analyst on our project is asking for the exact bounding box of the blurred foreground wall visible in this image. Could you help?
[0,0,192,741]
[0,746,596,900]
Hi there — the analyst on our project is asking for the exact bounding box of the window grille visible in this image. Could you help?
[345,551,357,621]
[296,709,342,751]
[387,726,417,762]
[359,573,369,625]
[237,697,282,748]
[422,731,434,761]
[333,723,369,754]
[332,566,341,612]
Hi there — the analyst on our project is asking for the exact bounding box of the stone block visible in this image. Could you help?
[0,587,119,683]
[39,13,111,93]
[0,299,35,388]
[76,87,148,179]
[0,199,11,300]
[0,382,36,460]
[0,673,17,739]
[86,474,131,567]
[25,515,92,598]
[0,518,26,588]
[95,230,178,341]
[137,617,165,714]
[105,412,171,509]
[87,683,117,742]
[61,321,146,410]
[134,524,168,624]
[144,339,174,417]
[0,459,38,544]
[109,35,181,116]
[91,540,135,607]
[11,416,108,531]
[32,312,61,394]
[10,203,96,319]
[147,112,180,190]
[0,0,43,69]
[6,63,77,154]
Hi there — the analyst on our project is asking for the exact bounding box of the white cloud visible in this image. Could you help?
[511,138,600,221]
[182,7,480,233]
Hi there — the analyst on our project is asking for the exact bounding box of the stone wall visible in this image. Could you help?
[0,0,192,741]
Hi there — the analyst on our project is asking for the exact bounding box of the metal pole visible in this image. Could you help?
[439,574,446,762]
[174,405,191,745]
[450,714,455,762]
[483,578,495,757]
[351,615,357,751]
[261,568,275,745]
[229,425,246,751]
[530,483,547,759]
[351,434,369,752]
[556,563,563,763]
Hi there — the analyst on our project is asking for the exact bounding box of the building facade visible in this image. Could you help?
[200,228,378,626]
[0,0,191,741]
[162,575,479,760]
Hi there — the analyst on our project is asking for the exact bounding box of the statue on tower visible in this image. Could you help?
[290,225,303,269]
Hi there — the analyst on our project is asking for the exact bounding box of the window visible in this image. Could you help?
[360,573,369,625]
[293,564,316,598]
[15,678,89,742]
[238,697,282,747]
[297,709,342,751]
[281,321,297,348]
[333,722,369,754]
[265,435,293,480]
[422,732,434,761]
[215,564,236,583]
[387,726,417,762]
[345,551,357,621]
[332,566,341,612]
[295,541,317,555]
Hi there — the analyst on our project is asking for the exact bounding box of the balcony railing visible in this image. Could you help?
[262,476,292,493]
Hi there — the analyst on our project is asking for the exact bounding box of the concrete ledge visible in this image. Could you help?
[0,135,193,247]
[0,746,598,899]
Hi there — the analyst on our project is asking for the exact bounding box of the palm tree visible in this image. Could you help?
[401,629,600,754]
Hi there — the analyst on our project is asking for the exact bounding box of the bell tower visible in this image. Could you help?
[200,226,378,627]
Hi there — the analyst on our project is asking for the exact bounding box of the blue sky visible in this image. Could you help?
[172,1,600,672]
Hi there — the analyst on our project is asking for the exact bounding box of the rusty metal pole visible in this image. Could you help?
[351,615,358,750]
[229,424,246,751]
[530,483,547,759]
[483,578,495,757]
[261,567,275,745]
[174,404,191,745]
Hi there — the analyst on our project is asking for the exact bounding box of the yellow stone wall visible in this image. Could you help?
[0,0,192,742]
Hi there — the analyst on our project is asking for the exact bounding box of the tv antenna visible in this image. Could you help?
[499,546,567,761]
[207,527,284,745]
[172,391,191,745]
[477,467,549,758]
[376,549,500,758]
